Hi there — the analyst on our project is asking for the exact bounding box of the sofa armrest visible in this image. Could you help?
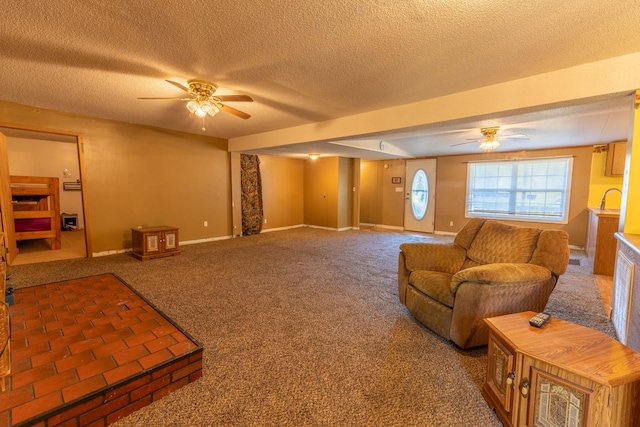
[450,273,557,348]
[399,243,466,274]
[450,263,551,294]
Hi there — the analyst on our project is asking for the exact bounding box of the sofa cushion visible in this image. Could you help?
[409,270,455,308]
[467,221,540,265]
[453,218,485,250]
[530,229,570,276]
[400,243,466,274]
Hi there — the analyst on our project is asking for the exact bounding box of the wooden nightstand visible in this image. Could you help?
[131,226,180,261]
[482,311,640,427]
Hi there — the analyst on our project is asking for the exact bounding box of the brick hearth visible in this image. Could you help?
[0,273,203,427]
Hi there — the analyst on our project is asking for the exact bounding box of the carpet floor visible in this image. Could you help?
[4,227,614,426]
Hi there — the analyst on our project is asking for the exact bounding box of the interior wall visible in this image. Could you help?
[380,160,406,227]
[0,101,231,254]
[623,95,640,234]
[6,137,85,228]
[588,147,623,209]
[259,155,304,230]
[435,146,594,247]
[359,159,405,228]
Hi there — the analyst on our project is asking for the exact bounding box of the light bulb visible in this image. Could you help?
[207,106,220,117]
[186,101,198,114]
[199,101,212,113]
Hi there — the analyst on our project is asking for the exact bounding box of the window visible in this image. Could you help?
[411,169,429,220]
[466,157,572,223]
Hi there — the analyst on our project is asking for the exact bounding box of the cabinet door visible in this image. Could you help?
[486,332,517,424]
[518,356,603,427]
[145,233,160,254]
[162,230,178,252]
[605,141,627,176]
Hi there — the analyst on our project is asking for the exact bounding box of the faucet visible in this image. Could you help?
[599,188,622,210]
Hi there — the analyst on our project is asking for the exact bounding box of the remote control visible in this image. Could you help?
[529,312,551,328]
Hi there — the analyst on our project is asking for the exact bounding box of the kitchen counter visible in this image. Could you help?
[587,207,621,218]
[586,207,620,276]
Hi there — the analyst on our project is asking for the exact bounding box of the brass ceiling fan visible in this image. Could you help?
[139,80,253,130]
[452,126,529,152]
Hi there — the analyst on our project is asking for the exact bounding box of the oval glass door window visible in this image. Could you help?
[411,169,429,220]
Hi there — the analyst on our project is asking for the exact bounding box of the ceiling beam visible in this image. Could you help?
[229,53,640,153]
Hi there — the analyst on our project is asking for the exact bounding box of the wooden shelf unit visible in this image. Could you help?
[482,311,640,427]
[10,176,61,250]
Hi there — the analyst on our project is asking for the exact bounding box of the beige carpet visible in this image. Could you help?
[5,227,612,426]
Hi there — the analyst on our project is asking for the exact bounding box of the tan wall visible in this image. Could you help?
[380,160,406,227]
[260,155,304,230]
[360,159,405,227]
[0,101,230,254]
[435,146,593,247]
[304,157,339,227]
[359,147,592,246]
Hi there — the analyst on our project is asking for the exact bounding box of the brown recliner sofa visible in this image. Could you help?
[398,218,570,349]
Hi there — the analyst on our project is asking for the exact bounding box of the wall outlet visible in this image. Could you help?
[204,221,208,227]
[449,221,454,227]
[264,218,267,224]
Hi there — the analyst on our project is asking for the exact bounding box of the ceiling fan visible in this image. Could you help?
[139,80,253,130]
[453,126,529,152]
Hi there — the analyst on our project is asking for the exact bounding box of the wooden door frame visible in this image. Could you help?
[0,121,92,264]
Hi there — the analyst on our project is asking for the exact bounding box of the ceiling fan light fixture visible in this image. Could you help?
[478,126,500,152]
[309,153,320,160]
[199,100,213,113]
[186,100,199,114]
[479,139,500,152]
[207,105,220,117]
[142,80,252,130]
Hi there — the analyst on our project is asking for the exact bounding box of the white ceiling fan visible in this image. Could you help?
[453,126,529,152]
[139,80,253,130]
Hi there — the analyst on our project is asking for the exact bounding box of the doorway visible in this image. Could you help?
[0,126,90,265]
[404,159,436,233]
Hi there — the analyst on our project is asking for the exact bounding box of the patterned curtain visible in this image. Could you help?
[240,154,264,235]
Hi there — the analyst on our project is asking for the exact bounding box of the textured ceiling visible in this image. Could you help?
[0,1,639,158]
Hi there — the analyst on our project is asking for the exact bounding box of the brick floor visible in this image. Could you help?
[0,273,203,427]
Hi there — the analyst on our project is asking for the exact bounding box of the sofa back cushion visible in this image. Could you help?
[530,229,570,276]
[466,220,540,265]
[453,218,486,250]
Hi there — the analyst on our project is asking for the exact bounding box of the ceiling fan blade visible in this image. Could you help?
[217,95,253,102]
[137,97,192,100]
[220,104,251,119]
[499,134,529,140]
[166,80,190,93]
[451,141,478,147]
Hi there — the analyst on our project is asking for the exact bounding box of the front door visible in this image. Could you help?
[404,159,436,233]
